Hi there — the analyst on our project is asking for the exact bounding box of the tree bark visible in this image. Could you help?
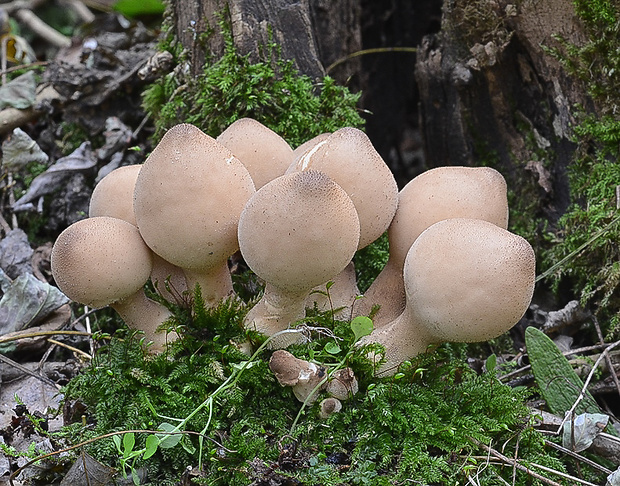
[170,0,361,81]
[415,0,592,224]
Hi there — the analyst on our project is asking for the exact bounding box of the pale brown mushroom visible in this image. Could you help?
[89,164,188,304]
[287,128,398,316]
[356,166,509,327]
[216,118,293,189]
[319,397,342,419]
[133,123,255,305]
[325,367,358,400]
[361,218,536,376]
[269,350,327,403]
[287,127,398,249]
[238,170,360,348]
[51,217,175,352]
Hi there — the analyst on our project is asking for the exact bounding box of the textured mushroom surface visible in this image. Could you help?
[238,170,360,293]
[51,216,152,308]
[88,164,141,225]
[133,123,255,302]
[238,170,360,342]
[363,218,536,376]
[358,166,509,326]
[89,163,187,303]
[216,118,293,189]
[287,127,398,249]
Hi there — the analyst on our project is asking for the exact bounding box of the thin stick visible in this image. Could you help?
[326,47,418,74]
[559,340,620,432]
[0,353,60,389]
[543,439,612,475]
[47,338,92,360]
[592,316,620,398]
[0,330,94,345]
[473,439,564,486]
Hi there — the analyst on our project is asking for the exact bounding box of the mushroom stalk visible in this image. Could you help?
[245,284,309,348]
[112,289,177,352]
[183,262,234,306]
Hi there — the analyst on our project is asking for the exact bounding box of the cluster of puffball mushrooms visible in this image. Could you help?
[50,119,536,407]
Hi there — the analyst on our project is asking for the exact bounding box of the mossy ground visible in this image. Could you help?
[56,289,584,486]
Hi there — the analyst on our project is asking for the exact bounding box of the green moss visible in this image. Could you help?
[541,1,620,331]
[142,13,364,146]
[54,292,596,485]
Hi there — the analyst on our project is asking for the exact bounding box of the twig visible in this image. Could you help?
[47,338,92,360]
[326,47,418,74]
[0,352,60,389]
[13,8,71,48]
[499,342,613,383]
[472,439,565,486]
[0,330,94,345]
[529,462,601,486]
[543,439,613,475]
[559,339,620,432]
[592,315,620,398]
[0,60,47,76]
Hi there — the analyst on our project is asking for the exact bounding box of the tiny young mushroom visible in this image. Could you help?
[287,127,399,314]
[269,350,327,403]
[319,397,342,419]
[89,164,188,304]
[325,367,358,400]
[238,170,360,348]
[356,166,509,327]
[133,123,255,306]
[51,216,175,352]
[216,118,294,189]
[360,218,536,376]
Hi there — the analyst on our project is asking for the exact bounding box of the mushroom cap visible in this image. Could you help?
[89,164,141,225]
[388,166,509,264]
[286,127,398,249]
[216,118,293,189]
[405,218,535,343]
[319,397,342,419]
[51,216,153,308]
[238,170,360,292]
[291,133,330,161]
[326,368,358,400]
[133,123,255,272]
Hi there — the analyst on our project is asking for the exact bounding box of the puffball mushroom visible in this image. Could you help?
[357,166,509,327]
[288,128,398,315]
[362,218,536,376]
[216,118,294,189]
[287,127,398,249]
[238,170,360,348]
[89,164,188,304]
[133,123,255,305]
[51,216,174,352]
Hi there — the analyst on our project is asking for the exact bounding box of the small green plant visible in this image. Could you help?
[142,13,365,146]
[540,1,620,334]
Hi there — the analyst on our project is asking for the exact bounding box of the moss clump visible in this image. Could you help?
[142,15,364,146]
[54,288,588,486]
[541,1,620,333]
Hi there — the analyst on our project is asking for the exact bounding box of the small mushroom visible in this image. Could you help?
[89,164,188,304]
[133,123,255,305]
[325,367,358,400]
[51,217,175,352]
[361,218,535,375]
[356,166,509,327]
[319,397,342,419]
[269,350,327,403]
[238,170,360,348]
[216,118,293,189]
